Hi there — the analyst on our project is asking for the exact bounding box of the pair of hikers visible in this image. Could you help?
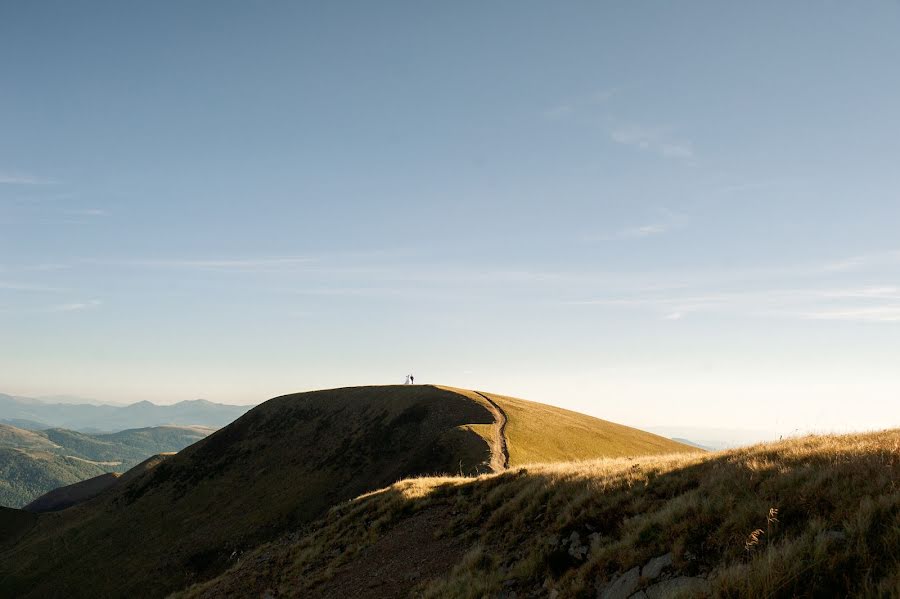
[404,374,415,385]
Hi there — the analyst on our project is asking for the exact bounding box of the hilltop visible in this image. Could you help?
[0,385,694,598]
[180,429,900,598]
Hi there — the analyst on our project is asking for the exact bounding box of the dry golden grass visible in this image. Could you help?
[441,387,698,466]
[179,429,900,598]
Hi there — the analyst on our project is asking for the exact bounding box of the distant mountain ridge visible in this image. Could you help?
[0,393,254,432]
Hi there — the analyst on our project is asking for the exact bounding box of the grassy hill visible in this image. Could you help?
[23,472,122,513]
[24,453,176,512]
[443,387,694,465]
[0,385,694,598]
[178,429,900,598]
[0,425,212,508]
[0,448,111,509]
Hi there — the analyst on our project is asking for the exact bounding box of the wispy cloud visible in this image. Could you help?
[50,300,101,312]
[93,256,317,272]
[566,284,900,324]
[544,89,617,120]
[804,306,900,322]
[0,172,52,185]
[586,210,687,242]
[821,250,900,273]
[586,223,672,242]
[610,124,694,159]
[64,208,108,217]
[0,281,66,292]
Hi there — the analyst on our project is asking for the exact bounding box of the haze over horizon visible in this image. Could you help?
[3,2,900,436]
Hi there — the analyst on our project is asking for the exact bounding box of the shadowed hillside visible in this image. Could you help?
[24,453,176,512]
[22,472,121,513]
[179,429,900,599]
[0,385,696,598]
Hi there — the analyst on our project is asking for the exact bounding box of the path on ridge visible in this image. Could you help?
[473,391,509,470]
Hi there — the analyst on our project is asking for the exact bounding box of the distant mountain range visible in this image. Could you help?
[0,394,254,433]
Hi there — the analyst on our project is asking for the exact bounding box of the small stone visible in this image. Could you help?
[599,567,640,599]
[641,553,673,580]
[645,576,710,599]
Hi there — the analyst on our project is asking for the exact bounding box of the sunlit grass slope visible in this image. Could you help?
[180,429,900,599]
[443,387,698,465]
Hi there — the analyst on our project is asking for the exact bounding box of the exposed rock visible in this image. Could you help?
[598,567,640,599]
[567,531,589,560]
[641,553,673,580]
[645,576,710,598]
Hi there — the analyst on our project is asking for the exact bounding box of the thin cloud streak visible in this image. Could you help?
[92,256,319,271]
[0,172,52,185]
[610,124,694,159]
[544,88,617,120]
[49,300,101,312]
[64,208,108,216]
[804,306,900,322]
[565,285,900,323]
[0,281,67,292]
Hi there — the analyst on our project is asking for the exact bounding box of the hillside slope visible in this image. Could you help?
[180,429,900,599]
[22,472,121,513]
[444,387,695,465]
[0,385,695,598]
[0,448,110,509]
[0,425,211,508]
[24,453,176,512]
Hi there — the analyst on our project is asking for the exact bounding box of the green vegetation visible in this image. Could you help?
[180,429,900,598]
[0,448,109,509]
[0,424,211,508]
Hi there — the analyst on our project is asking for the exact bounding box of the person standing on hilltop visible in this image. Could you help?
[410,374,415,384]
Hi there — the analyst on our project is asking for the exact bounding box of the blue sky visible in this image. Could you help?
[2,2,899,435]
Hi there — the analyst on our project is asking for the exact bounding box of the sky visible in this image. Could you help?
[2,2,900,438]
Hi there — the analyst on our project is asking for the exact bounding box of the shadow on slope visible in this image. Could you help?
[180,429,900,599]
[0,385,494,598]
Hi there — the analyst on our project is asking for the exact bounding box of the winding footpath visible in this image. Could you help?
[474,391,510,471]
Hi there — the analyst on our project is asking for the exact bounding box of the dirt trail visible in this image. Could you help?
[474,391,509,471]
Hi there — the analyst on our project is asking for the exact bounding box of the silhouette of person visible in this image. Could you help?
[410,374,415,384]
